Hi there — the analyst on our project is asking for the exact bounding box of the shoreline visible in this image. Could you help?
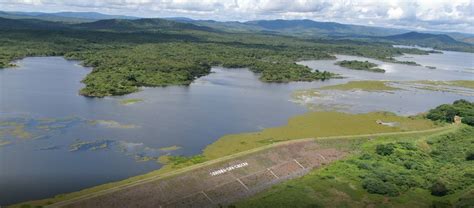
[13,123,455,208]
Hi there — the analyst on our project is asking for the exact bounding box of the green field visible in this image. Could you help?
[203,111,436,160]
[235,125,474,207]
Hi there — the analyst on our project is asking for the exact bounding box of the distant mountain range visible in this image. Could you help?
[1,11,472,40]
[0,11,137,23]
[0,11,472,50]
[75,18,216,32]
[167,18,408,37]
[383,32,459,44]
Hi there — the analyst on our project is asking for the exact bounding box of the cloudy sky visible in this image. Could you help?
[1,0,473,33]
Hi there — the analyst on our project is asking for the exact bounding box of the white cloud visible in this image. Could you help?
[387,7,404,19]
[0,0,473,33]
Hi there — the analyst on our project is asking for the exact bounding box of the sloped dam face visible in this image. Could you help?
[61,139,345,208]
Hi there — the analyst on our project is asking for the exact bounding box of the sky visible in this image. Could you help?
[1,0,473,33]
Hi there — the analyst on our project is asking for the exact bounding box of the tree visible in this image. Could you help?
[430,181,449,196]
[376,143,395,156]
[362,178,399,196]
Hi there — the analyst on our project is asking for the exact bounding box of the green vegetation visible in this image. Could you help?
[336,60,385,73]
[426,99,474,126]
[319,80,400,92]
[387,59,421,66]
[203,111,437,159]
[158,145,181,152]
[159,154,206,166]
[0,122,32,139]
[88,120,137,128]
[0,139,11,146]
[236,125,473,207]
[0,17,437,97]
[13,110,444,208]
[69,139,114,152]
[413,80,474,90]
[119,98,144,105]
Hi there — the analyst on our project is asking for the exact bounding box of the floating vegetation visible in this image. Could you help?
[88,120,138,129]
[0,122,32,139]
[38,145,61,151]
[118,141,162,162]
[291,89,325,105]
[120,98,144,105]
[159,145,182,152]
[0,116,83,141]
[291,80,473,113]
[410,80,474,90]
[11,125,32,139]
[0,139,11,147]
[319,81,400,92]
[66,138,180,163]
[399,80,474,96]
[69,139,114,152]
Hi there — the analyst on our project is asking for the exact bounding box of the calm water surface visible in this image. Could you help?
[0,57,341,205]
[0,49,473,205]
[297,51,473,114]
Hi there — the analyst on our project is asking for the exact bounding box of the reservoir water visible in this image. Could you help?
[0,48,473,205]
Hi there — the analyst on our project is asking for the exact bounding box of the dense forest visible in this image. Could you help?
[336,60,385,72]
[0,17,457,97]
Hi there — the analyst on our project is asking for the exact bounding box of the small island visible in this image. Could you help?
[336,60,385,73]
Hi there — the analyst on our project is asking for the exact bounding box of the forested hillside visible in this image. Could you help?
[0,17,454,97]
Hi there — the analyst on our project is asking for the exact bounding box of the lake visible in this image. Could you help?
[0,48,473,205]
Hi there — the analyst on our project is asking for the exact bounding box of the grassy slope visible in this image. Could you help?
[235,125,473,208]
[203,111,436,159]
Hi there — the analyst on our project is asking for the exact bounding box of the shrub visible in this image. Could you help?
[462,116,474,126]
[398,142,417,150]
[362,178,399,196]
[466,152,474,161]
[426,100,474,126]
[376,143,395,156]
[430,181,449,196]
[431,200,452,208]
[357,162,371,170]
[360,153,372,160]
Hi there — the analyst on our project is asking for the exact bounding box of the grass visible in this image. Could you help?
[12,111,441,208]
[319,81,400,92]
[412,80,474,90]
[235,125,473,207]
[119,98,144,105]
[203,111,437,160]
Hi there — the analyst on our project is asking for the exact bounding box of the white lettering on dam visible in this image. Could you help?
[210,162,249,176]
